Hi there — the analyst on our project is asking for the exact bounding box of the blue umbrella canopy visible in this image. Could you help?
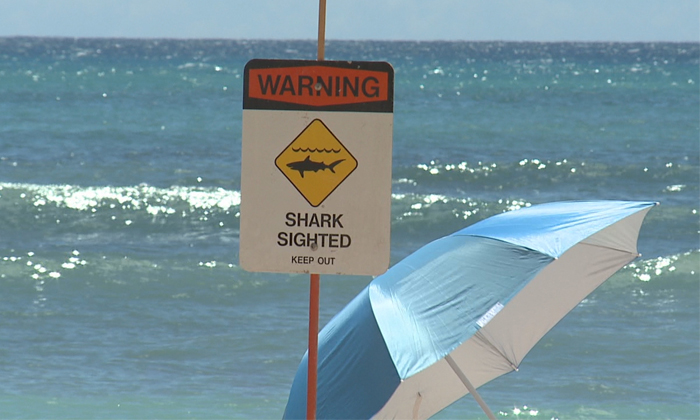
[283,200,656,419]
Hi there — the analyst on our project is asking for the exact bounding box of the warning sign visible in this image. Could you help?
[240,59,393,276]
[275,119,357,207]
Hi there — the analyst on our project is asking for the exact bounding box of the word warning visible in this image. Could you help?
[244,59,392,111]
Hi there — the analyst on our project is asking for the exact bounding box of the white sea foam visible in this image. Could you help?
[0,182,242,215]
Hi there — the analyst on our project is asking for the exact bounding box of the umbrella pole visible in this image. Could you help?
[445,354,497,420]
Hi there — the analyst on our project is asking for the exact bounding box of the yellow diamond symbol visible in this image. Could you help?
[275,119,358,207]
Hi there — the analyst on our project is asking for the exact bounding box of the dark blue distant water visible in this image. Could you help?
[0,38,698,419]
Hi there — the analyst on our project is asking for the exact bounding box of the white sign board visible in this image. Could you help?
[240,59,394,275]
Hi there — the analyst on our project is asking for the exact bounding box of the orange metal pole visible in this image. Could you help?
[317,0,326,61]
[308,3,325,419]
[307,273,320,420]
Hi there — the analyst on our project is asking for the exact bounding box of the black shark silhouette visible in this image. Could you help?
[287,156,345,178]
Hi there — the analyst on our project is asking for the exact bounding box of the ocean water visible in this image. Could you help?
[0,37,698,419]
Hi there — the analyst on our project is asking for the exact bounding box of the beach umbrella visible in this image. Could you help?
[283,200,656,420]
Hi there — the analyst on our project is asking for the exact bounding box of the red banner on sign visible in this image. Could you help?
[244,60,394,112]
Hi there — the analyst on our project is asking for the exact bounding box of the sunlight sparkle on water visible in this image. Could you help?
[5,182,242,218]
[500,405,540,417]
[629,254,684,281]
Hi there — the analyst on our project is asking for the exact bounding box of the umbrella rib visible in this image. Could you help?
[474,330,520,371]
[579,241,641,256]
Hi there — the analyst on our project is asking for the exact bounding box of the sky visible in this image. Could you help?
[0,0,697,42]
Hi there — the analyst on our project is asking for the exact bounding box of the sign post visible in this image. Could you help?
[240,1,393,418]
[308,4,326,418]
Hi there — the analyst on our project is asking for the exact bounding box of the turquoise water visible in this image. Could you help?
[0,38,698,419]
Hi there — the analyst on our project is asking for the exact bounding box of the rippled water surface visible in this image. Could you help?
[0,38,698,419]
